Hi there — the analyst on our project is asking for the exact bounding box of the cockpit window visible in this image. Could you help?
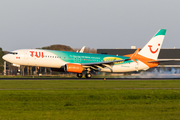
[9,52,18,55]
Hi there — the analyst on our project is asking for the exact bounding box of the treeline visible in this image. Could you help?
[39,44,97,53]
[40,44,74,51]
[0,48,4,73]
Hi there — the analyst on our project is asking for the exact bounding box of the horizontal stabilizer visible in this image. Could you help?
[148,60,179,63]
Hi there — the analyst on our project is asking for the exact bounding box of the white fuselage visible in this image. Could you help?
[3,49,150,73]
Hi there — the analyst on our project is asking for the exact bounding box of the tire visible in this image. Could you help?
[77,73,83,78]
[85,73,92,78]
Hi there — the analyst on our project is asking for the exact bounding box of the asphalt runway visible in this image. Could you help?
[0,78,180,80]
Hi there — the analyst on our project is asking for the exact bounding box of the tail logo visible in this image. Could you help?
[148,43,160,54]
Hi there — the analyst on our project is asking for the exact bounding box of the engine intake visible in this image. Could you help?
[64,63,83,73]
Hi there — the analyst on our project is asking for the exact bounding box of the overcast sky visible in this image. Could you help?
[0,0,180,51]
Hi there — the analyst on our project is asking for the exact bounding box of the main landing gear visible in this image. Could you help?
[85,73,92,78]
[77,72,92,79]
[77,73,83,78]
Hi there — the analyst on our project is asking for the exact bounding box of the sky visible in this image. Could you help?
[0,0,180,51]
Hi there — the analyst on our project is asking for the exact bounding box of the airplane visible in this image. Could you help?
[2,29,166,78]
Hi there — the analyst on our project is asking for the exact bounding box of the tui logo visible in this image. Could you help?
[30,51,44,58]
[148,43,160,54]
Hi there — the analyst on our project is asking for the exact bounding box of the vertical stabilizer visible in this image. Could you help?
[138,29,166,60]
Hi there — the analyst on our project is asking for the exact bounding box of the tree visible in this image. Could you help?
[0,48,5,73]
[40,44,74,51]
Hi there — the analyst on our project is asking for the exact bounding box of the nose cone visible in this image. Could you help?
[2,54,9,61]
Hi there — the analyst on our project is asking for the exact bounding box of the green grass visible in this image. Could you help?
[0,80,180,120]
[0,75,78,78]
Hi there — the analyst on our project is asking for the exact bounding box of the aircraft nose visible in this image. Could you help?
[2,54,9,61]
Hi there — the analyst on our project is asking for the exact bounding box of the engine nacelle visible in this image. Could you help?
[64,63,83,73]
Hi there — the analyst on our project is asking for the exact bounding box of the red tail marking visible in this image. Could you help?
[148,43,160,54]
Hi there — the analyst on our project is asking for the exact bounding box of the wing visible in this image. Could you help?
[81,58,130,72]
[81,48,141,72]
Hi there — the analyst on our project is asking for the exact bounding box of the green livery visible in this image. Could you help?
[154,29,166,37]
[47,50,132,65]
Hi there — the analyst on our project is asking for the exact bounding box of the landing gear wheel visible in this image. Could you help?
[85,73,92,78]
[77,73,83,78]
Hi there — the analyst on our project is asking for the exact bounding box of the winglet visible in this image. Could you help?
[129,48,141,63]
[77,46,86,53]
[79,46,86,53]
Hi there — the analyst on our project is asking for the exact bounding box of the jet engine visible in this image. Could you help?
[64,63,83,73]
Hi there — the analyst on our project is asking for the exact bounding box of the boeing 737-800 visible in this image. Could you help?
[2,29,166,78]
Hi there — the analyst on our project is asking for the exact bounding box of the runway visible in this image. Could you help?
[0,78,180,80]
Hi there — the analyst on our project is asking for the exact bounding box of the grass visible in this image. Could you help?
[0,75,78,78]
[0,80,180,120]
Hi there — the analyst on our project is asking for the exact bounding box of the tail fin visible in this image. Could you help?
[138,29,166,60]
